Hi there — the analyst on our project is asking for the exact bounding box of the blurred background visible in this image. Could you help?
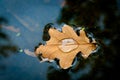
[0,0,120,80]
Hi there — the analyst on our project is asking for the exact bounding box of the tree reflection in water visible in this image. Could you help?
[0,17,18,57]
[47,66,70,80]
[45,0,120,80]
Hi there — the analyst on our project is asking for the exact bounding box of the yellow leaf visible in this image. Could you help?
[35,24,97,69]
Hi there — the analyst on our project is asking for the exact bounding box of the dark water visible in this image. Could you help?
[0,0,120,80]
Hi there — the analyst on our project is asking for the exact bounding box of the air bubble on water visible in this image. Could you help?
[16,32,21,37]
[19,48,23,53]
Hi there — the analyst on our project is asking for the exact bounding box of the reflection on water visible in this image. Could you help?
[0,0,120,80]
[0,17,18,57]
[46,0,120,80]
[47,66,70,80]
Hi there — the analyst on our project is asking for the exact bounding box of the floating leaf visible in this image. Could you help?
[35,25,97,69]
